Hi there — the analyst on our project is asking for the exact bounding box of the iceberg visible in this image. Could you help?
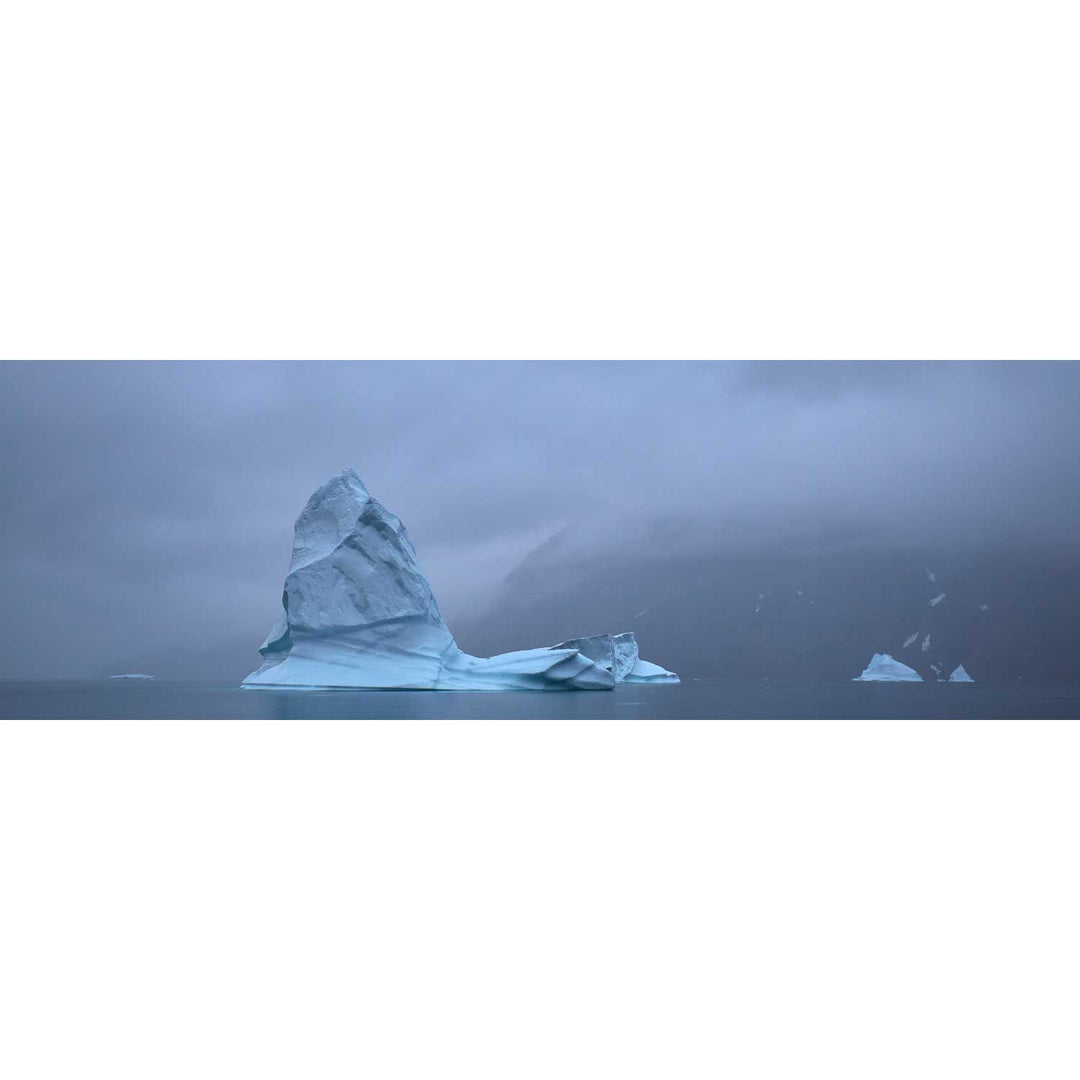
[853,653,923,682]
[948,665,974,683]
[109,673,154,680]
[242,470,678,691]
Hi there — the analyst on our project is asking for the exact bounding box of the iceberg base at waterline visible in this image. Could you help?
[241,470,679,692]
[852,653,923,682]
[246,637,621,692]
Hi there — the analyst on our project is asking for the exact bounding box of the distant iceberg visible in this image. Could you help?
[109,673,154,680]
[948,665,974,683]
[853,654,923,682]
[243,471,678,691]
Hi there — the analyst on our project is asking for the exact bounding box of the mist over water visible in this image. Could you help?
[1,360,1078,683]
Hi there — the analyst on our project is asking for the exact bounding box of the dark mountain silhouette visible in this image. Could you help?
[454,524,1080,684]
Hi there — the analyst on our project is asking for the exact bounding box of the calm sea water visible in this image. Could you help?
[2,680,1079,719]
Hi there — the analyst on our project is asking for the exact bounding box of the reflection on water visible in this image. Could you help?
[2,680,1080,719]
[265,687,624,721]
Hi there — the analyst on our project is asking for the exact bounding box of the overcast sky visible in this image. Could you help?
[2,360,1078,677]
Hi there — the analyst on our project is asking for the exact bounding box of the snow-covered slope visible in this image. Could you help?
[243,471,677,691]
[853,653,923,682]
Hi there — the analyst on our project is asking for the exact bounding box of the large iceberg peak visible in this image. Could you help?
[282,468,445,638]
[290,468,371,571]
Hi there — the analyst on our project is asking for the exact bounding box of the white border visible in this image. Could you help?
[2,1,1078,360]
[2,719,1079,1078]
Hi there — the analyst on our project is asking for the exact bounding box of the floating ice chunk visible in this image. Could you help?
[979,604,989,611]
[109,673,154,680]
[921,634,931,652]
[929,593,946,606]
[243,470,676,691]
[948,665,974,683]
[551,633,617,672]
[551,632,637,682]
[623,657,681,683]
[925,567,937,583]
[903,632,919,648]
[853,654,923,682]
[551,632,676,683]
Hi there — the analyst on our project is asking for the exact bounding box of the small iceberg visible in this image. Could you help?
[853,654,923,682]
[948,665,974,683]
[109,674,155,680]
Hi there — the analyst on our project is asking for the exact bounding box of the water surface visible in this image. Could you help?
[2,680,1078,720]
